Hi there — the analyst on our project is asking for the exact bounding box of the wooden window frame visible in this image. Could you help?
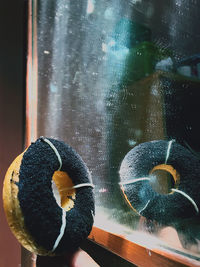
[87,227,200,266]
[23,0,200,266]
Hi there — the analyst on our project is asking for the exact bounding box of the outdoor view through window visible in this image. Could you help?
[30,0,200,260]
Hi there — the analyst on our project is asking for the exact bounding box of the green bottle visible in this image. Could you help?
[105,18,160,212]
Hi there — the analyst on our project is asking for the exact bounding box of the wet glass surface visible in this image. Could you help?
[32,0,200,259]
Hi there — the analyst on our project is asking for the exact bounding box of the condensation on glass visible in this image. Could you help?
[30,0,200,259]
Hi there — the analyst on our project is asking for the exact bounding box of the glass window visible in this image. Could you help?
[29,0,200,261]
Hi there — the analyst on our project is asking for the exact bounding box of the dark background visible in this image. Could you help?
[0,1,25,266]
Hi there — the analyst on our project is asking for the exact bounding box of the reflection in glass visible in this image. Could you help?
[30,0,200,259]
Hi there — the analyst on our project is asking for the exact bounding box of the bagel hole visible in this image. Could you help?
[149,169,175,195]
[52,171,76,211]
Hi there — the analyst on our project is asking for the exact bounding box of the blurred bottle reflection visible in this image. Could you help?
[105,17,171,209]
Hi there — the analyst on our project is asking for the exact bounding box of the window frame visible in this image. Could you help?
[24,0,200,266]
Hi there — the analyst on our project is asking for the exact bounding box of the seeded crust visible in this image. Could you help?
[120,140,200,224]
[3,138,95,255]
[3,152,49,255]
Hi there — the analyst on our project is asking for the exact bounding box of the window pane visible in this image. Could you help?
[31,0,200,259]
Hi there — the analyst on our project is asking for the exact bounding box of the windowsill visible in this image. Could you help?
[89,226,200,266]
[90,209,200,266]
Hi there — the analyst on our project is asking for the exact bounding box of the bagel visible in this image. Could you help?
[3,137,95,255]
[119,140,200,225]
